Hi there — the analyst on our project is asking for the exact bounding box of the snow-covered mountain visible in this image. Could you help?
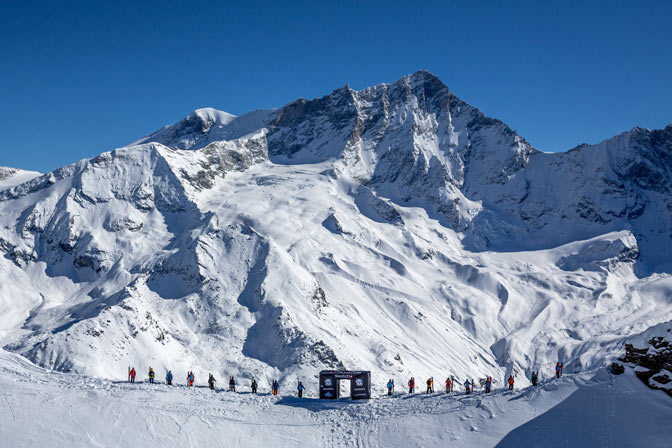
[1,71,671,395]
[0,166,41,191]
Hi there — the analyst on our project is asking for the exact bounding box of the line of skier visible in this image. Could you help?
[127,366,308,397]
[386,362,564,396]
[127,361,565,398]
[388,376,493,395]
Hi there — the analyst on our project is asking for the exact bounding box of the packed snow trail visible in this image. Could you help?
[0,350,669,447]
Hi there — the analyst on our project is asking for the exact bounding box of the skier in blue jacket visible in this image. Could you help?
[166,370,173,385]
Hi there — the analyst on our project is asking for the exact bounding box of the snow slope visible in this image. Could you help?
[0,348,669,448]
[0,71,671,402]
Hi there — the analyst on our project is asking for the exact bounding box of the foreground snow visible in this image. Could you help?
[0,349,669,447]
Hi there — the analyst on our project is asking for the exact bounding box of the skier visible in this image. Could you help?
[297,381,305,398]
[508,375,514,391]
[408,377,415,394]
[387,379,394,396]
[484,376,492,393]
[426,377,434,394]
[148,367,155,384]
[556,362,563,378]
[445,377,452,393]
[129,367,136,383]
[272,380,279,396]
[531,371,538,386]
[166,370,173,386]
[229,376,236,392]
[251,378,258,394]
[187,371,195,387]
[208,373,216,390]
[464,379,471,394]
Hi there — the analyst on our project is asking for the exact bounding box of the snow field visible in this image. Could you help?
[0,349,669,447]
[1,153,671,392]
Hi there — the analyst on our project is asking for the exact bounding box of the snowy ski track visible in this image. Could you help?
[0,349,670,447]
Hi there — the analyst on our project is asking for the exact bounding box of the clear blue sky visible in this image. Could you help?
[1,0,671,172]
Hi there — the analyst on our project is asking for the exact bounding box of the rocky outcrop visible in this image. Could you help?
[617,331,672,398]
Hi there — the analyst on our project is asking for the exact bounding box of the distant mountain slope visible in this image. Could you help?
[132,71,672,270]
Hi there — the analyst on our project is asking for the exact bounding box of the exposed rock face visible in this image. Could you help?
[0,167,18,181]
[618,330,672,398]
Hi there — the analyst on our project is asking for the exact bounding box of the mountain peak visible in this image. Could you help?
[406,69,442,83]
[399,70,448,94]
[190,107,237,126]
[128,107,239,149]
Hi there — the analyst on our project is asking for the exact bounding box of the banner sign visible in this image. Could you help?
[319,370,371,400]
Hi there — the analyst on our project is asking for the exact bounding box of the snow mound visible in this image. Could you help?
[557,231,639,272]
